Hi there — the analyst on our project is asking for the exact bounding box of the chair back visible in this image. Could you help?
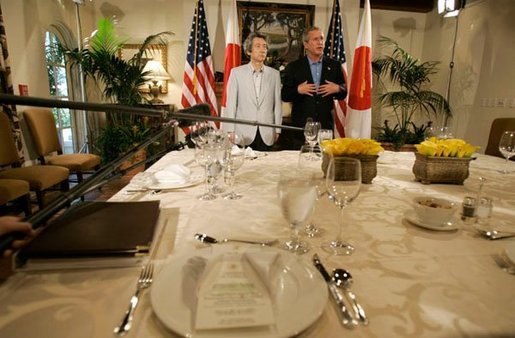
[0,112,22,166]
[485,118,515,158]
[23,108,62,156]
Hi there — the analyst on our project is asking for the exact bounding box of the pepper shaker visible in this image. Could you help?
[461,196,477,224]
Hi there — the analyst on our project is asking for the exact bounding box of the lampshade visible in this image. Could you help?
[142,60,171,80]
[438,0,465,18]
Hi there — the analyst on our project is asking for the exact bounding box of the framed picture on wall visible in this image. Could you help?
[236,1,315,70]
[118,44,168,94]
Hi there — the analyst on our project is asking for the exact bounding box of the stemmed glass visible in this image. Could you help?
[190,121,210,146]
[298,145,325,237]
[222,132,245,199]
[277,170,317,254]
[194,142,224,200]
[322,156,361,255]
[304,118,321,150]
[499,130,515,174]
[318,129,333,150]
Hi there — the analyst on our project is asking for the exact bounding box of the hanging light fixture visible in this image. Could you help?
[438,0,466,127]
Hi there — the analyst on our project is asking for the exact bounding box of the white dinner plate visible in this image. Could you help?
[504,243,515,266]
[404,210,459,231]
[147,173,204,190]
[150,245,328,338]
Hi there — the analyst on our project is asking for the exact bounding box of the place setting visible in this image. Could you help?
[125,164,204,194]
[147,243,329,338]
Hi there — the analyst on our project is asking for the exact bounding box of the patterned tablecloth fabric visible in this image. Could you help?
[0,149,514,338]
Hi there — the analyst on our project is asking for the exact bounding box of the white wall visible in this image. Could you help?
[2,0,514,152]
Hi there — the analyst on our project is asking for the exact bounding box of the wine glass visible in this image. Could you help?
[499,130,515,174]
[322,156,361,255]
[298,145,325,237]
[194,143,223,200]
[304,118,321,149]
[277,170,317,254]
[222,132,245,199]
[190,121,210,146]
[318,129,333,150]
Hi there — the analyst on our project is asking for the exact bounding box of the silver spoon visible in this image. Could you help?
[194,233,277,246]
[332,268,369,325]
[477,229,515,240]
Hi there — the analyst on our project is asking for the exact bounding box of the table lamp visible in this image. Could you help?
[142,60,171,104]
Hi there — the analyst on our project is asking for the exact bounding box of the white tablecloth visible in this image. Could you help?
[1,149,514,338]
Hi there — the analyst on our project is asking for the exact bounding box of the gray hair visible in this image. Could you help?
[243,32,268,55]
[302,26,322,42]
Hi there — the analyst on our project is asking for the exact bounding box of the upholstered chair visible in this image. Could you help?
[485,118,515,158]
[0,111,69,209]
[23,108,101,182]
[0,179,32,216]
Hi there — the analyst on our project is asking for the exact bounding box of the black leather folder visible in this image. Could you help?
[16,201,160,269]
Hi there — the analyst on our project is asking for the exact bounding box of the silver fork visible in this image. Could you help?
[114,263,154,336]
[492,254,515,275]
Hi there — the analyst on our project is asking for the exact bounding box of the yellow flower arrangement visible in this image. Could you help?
[415,137,479,158]
[321,138,384,156]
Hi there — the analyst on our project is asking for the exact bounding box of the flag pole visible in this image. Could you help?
[329,0,336,58]
[192,0,200,95]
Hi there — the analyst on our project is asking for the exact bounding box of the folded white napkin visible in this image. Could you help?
[243,251,279,293]
[244,146,257,158]
[153,164,191,184]
[231,144,245,155]
[189,250,277,330]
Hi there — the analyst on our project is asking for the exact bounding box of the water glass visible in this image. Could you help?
[277,170,317,254]
[304,118,321,148]
[318,129,333,149]
[222,132,245,199]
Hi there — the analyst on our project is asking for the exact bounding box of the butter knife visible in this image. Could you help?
[312,254,358,328]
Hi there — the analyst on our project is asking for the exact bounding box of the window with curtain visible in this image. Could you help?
[45,31,74,154]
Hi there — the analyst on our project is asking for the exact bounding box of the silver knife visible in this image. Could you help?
[312,254,358,328]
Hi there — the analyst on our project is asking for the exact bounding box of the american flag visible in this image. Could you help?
[324,0,348,138]
[181,0,219,130]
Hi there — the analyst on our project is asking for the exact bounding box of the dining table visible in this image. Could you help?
[0,148,514,338]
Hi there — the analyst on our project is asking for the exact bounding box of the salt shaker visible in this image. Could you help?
[476,197,493,224]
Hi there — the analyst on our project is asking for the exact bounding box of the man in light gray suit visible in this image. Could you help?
[222,32,282,151]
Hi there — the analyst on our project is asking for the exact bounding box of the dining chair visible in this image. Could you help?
[23,108,101,183]
[0,111,70,209]
[0,179,32,216]
[485,118,515,158]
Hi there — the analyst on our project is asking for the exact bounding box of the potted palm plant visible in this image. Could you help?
[65,18,172,164]
[372,37,451,150]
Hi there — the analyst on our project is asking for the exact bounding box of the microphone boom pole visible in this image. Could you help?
[0,94,302,252]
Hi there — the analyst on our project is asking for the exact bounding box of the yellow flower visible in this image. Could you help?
[415,137,479,158]
[321,138,384,156]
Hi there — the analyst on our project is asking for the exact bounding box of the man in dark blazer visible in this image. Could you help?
[281,26,347,149]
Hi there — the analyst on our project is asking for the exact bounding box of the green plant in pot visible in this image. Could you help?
[65,17,172,164]
[372,36,451,150]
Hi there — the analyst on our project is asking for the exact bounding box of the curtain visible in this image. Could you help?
[0,5,24,161]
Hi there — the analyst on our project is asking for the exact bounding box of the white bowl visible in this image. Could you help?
[413,196,458,226]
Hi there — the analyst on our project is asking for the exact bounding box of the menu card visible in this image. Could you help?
[195,252,275,330]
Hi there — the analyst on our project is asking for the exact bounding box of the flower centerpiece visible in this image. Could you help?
[413,137,480,185]
[321,138,384,184]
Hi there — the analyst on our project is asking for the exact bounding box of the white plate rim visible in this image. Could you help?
[404,210,459,231]
[150,245,328,338]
